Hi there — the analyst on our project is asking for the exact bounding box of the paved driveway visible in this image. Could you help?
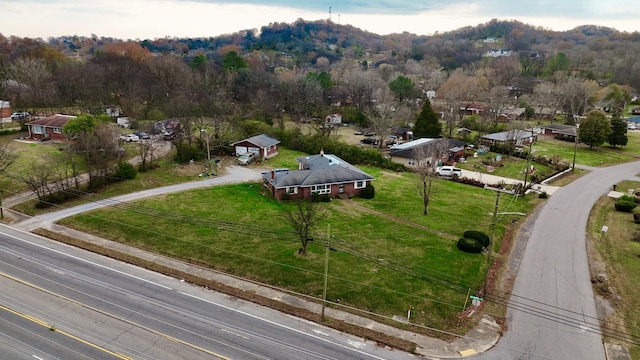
[15,165,263,231]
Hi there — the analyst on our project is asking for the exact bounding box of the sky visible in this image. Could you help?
[2,0,640,40]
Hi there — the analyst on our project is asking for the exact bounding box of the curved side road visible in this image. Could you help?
[475,161,640,360]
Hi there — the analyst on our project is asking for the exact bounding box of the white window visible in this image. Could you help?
[338,184,345,193]
[311,184,330,194]
[286,186,298,194]
[32,125,43,134]
[408,158,416,166]
[53,127,62,134]
[354,181,366,189]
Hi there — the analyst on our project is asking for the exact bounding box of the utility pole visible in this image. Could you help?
[201,129,211,173]
[572,123,580,172]
[522,133,534,192]
[483,186,514,296]
[321,224,330,320]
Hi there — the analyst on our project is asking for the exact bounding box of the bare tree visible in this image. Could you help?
[138,140,160,172]
[0,142,17,175]
[6,57,54,114]
[533,81,561,123]
[438,71,488,137]
[558,76,599,123]
[285,199,324,255]
[412,140,451,215]
[364,86,400,149]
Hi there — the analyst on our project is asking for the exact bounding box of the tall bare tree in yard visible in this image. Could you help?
[63,115,121,189]
[413,140,451,215]
[138,140,160,171]
[285,199,324,255]
[0,142,17,175]
[364,86,400,149]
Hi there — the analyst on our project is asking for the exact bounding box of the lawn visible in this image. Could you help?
[589,180,640,358]
[59,159,540,334]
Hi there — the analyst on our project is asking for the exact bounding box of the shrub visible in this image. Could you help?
[457,238,483,253]
[538,191,548,199]
[453,177,485,188]
[615,195,638,212]
[463,230,490,247]
[114,162,137,180]
[360,184,375,199]
[634,213,640,224]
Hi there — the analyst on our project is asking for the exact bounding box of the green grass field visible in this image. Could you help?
[59,162,538,334]
[590,180,640,358]
[6,123,640,340]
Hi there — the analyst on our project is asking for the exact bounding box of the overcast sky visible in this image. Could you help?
[3,0,640,40]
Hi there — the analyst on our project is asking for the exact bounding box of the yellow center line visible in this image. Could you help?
[0,271,231,360]
[0,304,134,360]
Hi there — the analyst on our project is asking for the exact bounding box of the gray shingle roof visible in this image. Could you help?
[482,130,534,142]
[389,138,467,159]
[26,114,76,128]
[231,134,280,148]
[262,153,374,188]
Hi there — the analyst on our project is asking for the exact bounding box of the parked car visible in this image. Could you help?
[11,111,29,120]
[237,152,257,166]
[120,133,140,142]
[436,166,462,178]
[364,131,376,136]
[627,123,637,130]
[360,137,379,145]
[134,131,151,139]
[162,131,176,141]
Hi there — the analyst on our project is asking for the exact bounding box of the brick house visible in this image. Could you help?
[262,151,374,201]
[231,134,280,160]
[26,114,76,141]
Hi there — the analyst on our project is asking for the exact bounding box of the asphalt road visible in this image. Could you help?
[476,161,640,360]
[0,224,417,360]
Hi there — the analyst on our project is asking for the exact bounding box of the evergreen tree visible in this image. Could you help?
[222,51,247,72]
[413,99,441,138]
[607,114,628,148]
[578,110,611,150]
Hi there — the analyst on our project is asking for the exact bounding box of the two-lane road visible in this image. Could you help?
[0,224,416,360]
[477,161,640,359]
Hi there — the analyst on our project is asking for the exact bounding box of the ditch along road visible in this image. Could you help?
[2,161,637,359]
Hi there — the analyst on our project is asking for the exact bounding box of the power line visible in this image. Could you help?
[2,176,639,347]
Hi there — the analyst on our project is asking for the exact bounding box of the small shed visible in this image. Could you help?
[231,134,281,159]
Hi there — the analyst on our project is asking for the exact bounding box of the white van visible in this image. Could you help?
[436,166,462,178]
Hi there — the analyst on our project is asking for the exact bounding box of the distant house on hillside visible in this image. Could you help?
[26,114,76,141]
[262,151,374,201]
[484,49,512,57]
[497,107,526,122]
[389,138,467,167]
[480,130,535,147]
[535,124,577,141]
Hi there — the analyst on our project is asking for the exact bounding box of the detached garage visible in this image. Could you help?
[231,134,280,159]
